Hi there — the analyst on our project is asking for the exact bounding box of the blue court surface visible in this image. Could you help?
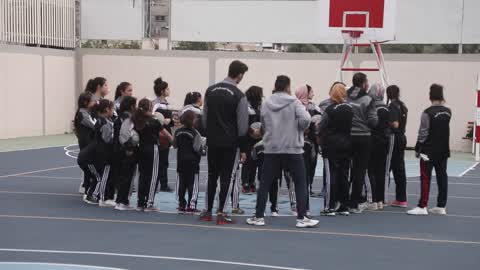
[0,144,479,270]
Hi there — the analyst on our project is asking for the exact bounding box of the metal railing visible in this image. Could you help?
[0,0,76,49]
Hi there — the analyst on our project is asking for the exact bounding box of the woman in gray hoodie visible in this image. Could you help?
[247,75,319,228]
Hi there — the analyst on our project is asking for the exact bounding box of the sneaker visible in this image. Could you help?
[250,186,256,193]
[144,205,161,212]
[160,186,173,193]
[135,206,145,212]
[199,211,213,222]
[296,217,319,228]
[377,202,384,210]
[246,216,265,226]
[177,207,186,214]
[217,212,234,225]
[232,208,245,215]
[78,185,85,194]
[114,203,134,211]
[407,207,428,215]
[390,200,408,208]
[99,200,116,207]
[368,202,379,211]
[320,209,336,216]
[349,207,363,214]
[82,194,87,201]
[429,207,447,215]
[271,211,279,217]
[336,206,350,216]
[358,202,369,211]
[83,195,98,205]
[241,186,250,194]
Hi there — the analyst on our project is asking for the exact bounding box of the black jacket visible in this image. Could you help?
[74,108,96,149]
[94,116,114,165]
[319,102,354,159]
[202,79,249,150]
[415,105,451,159]
[174,127,202,173]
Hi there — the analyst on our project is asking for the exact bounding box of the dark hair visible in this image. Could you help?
[132,98,152,131]
[181,110,196,128]
[183,92,202,106]
[85,77,106,93]
[245,86,263,111]
[306,84,312,93]
[77,92,93,109]
[97,99,114,114]
[352,73,367,88]
[228,60,249,78]
[273,75,291,93]
[119,96,137,114]
[154,77,169,97]
[430,84,445,101]
[115,82,131,100]
[386,85,400,103]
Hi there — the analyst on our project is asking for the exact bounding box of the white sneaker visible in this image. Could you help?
[407,207,428,215]
[115,203,135,211]
[358,202,369,211]
[78,184,85,194]
[82,194,87,201]
[271,211,279,217]
[368,202,378,211]
[296,217,319,228]
[377,202,384,210]
[99,200,116,207]
[349,208,363,214]
[246,217,265,226]
[429,207,447,215]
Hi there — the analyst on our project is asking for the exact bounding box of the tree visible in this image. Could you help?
[175,41,216,51]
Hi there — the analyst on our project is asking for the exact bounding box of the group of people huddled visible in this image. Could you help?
[74,60,451,228]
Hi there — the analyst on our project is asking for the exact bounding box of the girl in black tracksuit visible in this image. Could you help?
[133,98,172,212]
[174,110,204,213]
[387,85,409,207]
[367,84,391,210]
[318,84,353,216]
[113,96,138,210]
[74,92,96,195]
[152,77,175,192]
[91,100,116,206]
[241,86,263,193]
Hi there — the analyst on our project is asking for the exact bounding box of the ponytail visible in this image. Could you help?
[154,77,169,97]
[115,82,131,100]
[85,77,106,94]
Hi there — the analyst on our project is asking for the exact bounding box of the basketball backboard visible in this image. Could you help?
[171,0,397,44]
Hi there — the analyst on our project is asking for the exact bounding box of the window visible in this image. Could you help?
[155,15,166,22]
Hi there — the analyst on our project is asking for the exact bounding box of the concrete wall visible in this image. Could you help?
[79,49,479,152]
[2,45,478,153]
[0,45,75,139]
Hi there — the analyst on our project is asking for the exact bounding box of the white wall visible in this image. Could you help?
[0,46,75,139]
[80,49,478,152]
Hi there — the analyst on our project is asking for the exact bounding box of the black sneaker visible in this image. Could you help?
[217,212,234,225]
[336,206,350,216]
[199,211,213,222]
[320,209,336,216]
[83,195,98,205]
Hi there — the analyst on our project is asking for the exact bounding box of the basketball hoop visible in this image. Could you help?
[341,30,364,41]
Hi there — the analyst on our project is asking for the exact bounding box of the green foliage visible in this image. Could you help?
[81,40,141,49]
[175,41,216,51]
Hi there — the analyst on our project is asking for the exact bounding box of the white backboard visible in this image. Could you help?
[81,0,144,40]
[171,0,397,44]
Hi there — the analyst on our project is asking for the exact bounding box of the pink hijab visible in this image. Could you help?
[295,85,309,106]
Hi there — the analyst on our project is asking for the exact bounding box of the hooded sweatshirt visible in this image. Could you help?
[261,92,311,154]
[368,84,391,137]
[347,86,378,136]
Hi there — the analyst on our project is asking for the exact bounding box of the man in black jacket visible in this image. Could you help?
[200,60,249,224]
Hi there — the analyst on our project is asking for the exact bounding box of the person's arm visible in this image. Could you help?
[295,100,312,130]
[119,119,133,146]
[389,104,400,129]
[367,100,379,129]
[80,110,97,129]
[101,121,114,144]
[415,112,430,155]
[192,131,203,153]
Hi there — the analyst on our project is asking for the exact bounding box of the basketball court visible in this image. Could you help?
[0,135,479,270]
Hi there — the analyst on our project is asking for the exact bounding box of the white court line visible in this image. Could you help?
[406,180,480,186]
[0,262,126,270]
[0,166,77,179]
[0,145,66,153]
[0,215,479,246]
[459,162,480,177]
[0,249,309,270]
[0,191,81,197]
[11,175,82,180]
